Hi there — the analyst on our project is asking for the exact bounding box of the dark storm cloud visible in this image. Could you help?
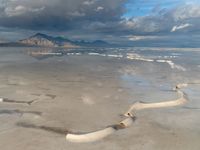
[0,0,200,34]
[1,0,200,46]
[0,0,125,30]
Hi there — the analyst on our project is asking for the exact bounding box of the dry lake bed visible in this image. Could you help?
[0,47,200,150]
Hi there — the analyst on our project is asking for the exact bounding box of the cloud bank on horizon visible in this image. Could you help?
[0,0,200,46]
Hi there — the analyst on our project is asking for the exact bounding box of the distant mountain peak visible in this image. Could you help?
[31,33,50,39]
[17,33,111,47]
[34,33,45,36]
[93,40,108,44]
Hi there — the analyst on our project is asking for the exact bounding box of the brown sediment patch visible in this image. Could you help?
[57,80,87,83]
[0,109,23,115]
[31,93,42,96]
[7,83,19,86]
[182,106,200,110]
[0,109,42,116]
[20,110,42,115]
[36,86,50,91]
[16,122,69,135]
[0,98,36,105]
[45,94,57,99]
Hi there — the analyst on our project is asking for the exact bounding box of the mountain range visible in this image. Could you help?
[0,33,111,48]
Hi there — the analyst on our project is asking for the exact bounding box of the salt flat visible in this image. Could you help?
[0,47,200,150]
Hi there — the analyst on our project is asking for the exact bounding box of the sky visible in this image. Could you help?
[0,0,200,47]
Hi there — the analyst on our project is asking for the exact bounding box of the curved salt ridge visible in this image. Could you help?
[65,83,194,143]
[66,127,116,143]
[176,83,188,89]
[66,117,134,143]
[66,90,188,144]
[0,98,3,102]
[124,90,188,117]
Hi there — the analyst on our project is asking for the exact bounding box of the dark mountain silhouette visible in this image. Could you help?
[19,33,77,48]
[0,33,111,47]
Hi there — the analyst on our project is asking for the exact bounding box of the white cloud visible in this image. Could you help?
[69,11,85,17]
[128,35,159,41]
[5,5,27,16]
[30,7,45,13]
[171,23,192,32]
[123,19,137,28]
[121,17,163,33]
[96,6,104,12]
[172,4,200,21]
[83,0,95,5]
[4,5,45,17]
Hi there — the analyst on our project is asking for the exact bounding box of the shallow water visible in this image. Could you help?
[0,47,200,150]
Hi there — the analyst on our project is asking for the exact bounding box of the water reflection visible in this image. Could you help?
[26,49,64,60]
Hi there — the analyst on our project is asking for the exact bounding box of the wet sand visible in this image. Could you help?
[0,47,200,149]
